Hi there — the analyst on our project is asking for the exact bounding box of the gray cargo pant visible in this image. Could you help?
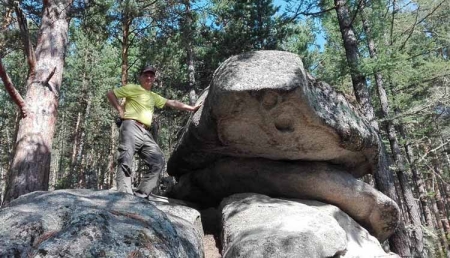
[116,119,165,195]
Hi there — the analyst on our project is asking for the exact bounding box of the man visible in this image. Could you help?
[106,65,200,200]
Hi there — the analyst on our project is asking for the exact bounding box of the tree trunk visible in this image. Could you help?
[3,0,72,204]
[0,166,4,204]
[431,146,450,252]
[437,179,450,239]
[373,147,412,256]
[75,97,91,188]
[423,140,450,255]
[397,170,425,256]
[440,181,450,223]
[334,0,377,130]
[335,1,410,255]
[429,171,450,255]
[70,112,82,171]
[57,112,67,184]
[107,122,117,189]
[98,145,108,189]
[436,121,450,176]
[70,55,91,187]
[393,174,408,223]
[121,15,130,86]
[49,147,59,190]
[120,0,131,86]
[181,0,197,105]
[0,7,13,34]
[403,135,435,228]
[382,79,423,256]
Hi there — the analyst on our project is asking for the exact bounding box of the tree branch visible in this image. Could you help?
[282,3,336,25]
[14,2,36,77]
[399,0,446,51]
[415,139,450,166]
[389,0,397,46]
[378,93,447,124]
[424,163,450,185]
[140,0,158,10]
[349,0,364,28]
[392,72,450,93]
[399,6,420,51]
[127,58,139,74]
[0,57,27,118]
[44,67,56,85]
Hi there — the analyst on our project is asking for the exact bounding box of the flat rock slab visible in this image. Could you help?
[220,194,347,258]
[168,50,380,178]
[0,189,203,258]
[220,194,398,258]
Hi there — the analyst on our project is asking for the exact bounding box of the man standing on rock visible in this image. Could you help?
[106,65,201,200]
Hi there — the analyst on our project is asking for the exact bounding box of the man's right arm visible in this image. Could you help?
[106,90,124,118]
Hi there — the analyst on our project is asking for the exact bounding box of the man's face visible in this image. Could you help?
[140,71,156,85]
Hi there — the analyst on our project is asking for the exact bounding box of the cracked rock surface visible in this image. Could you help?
[0,189,203,258]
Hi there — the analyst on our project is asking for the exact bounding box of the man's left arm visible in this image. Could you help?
[165,99,201,112]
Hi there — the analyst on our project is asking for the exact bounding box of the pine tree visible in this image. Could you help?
[2,0,73,204]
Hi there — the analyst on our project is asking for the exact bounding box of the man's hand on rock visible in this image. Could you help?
[191,103,202,112]
[20,106,28,118]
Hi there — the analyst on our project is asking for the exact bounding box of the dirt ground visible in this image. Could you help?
[203,234,222,258]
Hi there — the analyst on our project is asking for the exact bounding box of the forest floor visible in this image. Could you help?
[203,234,222,258]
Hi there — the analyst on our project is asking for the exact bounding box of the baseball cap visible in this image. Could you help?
[140,66,156,75]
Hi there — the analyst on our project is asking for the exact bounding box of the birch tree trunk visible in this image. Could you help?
[3,0,72,204]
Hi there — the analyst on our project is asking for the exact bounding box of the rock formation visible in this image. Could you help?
[172,157,398,241]
[220,193,398,258]
[0,50,401,258]
[168,51,380,179]
[167,50,400,252]
[0,190,203,258]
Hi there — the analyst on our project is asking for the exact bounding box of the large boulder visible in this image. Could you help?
[221,194,347,258]
[166,50,400,249]
[0,189,203,258]
[171,157,398,242]
[220,194,397,258]
[168,50,380,178]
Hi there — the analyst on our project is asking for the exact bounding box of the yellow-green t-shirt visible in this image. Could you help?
[113,84,167,126]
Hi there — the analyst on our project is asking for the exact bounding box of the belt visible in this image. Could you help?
[126,119,151,130]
